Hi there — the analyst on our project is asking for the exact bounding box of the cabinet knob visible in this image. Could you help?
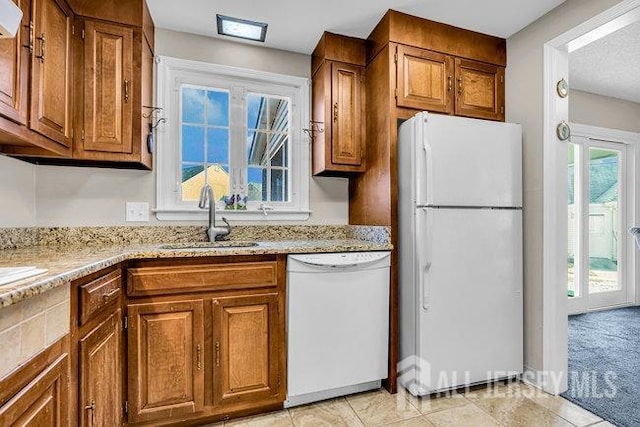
[457,77,463,96]
[196,344,202,370]
[333,103,338,123]
[447,76,452,92]
[215,341,220,367]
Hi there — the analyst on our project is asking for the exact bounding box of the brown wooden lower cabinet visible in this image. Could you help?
[127,299,205,424]
[0,353,70,426]
[124,256,287,426]
[213,293,282,407]
[79,309,122,427]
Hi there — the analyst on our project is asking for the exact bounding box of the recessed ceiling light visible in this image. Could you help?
[216,14,268,42]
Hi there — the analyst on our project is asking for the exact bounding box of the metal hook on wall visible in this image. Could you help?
[302,121,325,141]
[142,106,163,119]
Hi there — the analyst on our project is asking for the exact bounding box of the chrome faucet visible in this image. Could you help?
[198,184,231,242]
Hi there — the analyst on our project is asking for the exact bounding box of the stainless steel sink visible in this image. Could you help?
[159,241,258,250]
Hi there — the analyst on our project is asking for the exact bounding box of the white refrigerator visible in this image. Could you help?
[398,112,523,396]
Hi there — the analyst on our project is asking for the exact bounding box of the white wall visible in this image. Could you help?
[0,155,36,227]
[34,29,349,226]
[570,89,640,133]
[506,0,620,375]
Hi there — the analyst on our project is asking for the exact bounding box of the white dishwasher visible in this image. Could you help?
[285,251,391,408]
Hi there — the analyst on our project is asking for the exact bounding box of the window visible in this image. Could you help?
[156,56,310,221]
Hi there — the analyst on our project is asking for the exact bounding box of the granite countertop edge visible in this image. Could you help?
[0,240,393,308]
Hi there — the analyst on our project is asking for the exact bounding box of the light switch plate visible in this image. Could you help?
[126,202,149,222]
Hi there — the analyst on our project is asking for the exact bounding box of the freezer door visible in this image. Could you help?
[413,207,523,394]
[415,113,522,207]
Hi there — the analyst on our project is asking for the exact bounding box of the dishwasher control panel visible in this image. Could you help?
[288,252,391,268]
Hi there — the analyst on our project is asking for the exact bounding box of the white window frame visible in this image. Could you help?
[154,56,310,221]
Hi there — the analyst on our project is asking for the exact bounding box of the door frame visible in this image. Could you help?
[542,0,640,395]
[567,123,638,315]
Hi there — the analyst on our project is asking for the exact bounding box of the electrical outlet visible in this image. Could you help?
[126,202,149,222]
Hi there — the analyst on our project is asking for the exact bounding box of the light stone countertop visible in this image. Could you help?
[0,239,392,308]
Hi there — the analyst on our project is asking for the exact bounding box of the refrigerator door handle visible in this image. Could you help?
[417,208,432,310]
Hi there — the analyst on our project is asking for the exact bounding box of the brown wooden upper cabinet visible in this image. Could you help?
[73,16,153,168]
[312,32,366,176]
[80,20,134,155]
[454,58,505,121]
[0,0,154,168]
[396,45,453,114]
[0,0,30,126]
[30,0,74,148]
[395,45,504,121]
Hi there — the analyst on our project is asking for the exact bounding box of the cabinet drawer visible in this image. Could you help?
[127,262,278,296]
[79,270,121,325]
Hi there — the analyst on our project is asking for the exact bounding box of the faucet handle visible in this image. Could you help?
[221,217,232,234]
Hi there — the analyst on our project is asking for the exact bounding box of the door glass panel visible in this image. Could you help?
[567,143,578,298]
[588,147,621,294]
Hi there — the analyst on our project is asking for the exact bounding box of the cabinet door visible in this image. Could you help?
[0,0,29,125]
[331,62,364,167]
[127,300,205,424]
[82,20,133,154]
[0,354,69,426]
[212,293,282,406]
[29,0,73,147]
[454,58,505,121]
[79,310,122,427]
[396,45,454,114]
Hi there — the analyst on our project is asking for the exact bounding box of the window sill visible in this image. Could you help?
[154,208,311,222]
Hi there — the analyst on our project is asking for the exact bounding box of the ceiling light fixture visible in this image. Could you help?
[216,14,268,42]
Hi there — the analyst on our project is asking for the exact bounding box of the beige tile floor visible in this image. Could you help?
[208,382,613,426]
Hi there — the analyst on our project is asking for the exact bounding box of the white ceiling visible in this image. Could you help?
[146,0,566,55]
[570,20,640,104]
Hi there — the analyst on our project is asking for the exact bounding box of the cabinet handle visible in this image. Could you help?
[36,33,45,62]
[23,22,34,53]
[333,103,338,123]
[102,288,119,302]
[447,75,452,92]
[84,400,95,427]
[457,77,463,96]
[124,80,130,103]
[215,341,220,367]
[196,344,202,370]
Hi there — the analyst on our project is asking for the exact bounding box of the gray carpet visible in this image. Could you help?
[562,306,640,427]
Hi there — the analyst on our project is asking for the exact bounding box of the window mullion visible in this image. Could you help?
[229,86,245,200]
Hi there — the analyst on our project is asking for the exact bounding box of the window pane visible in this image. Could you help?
[588,148,621,294]
[205,164,230,202]
[247,94,268,130]
[247,168,265,201]
[207,90,229,127]
[268,98,289,132]
[182,125,205,162]
[182,88,205,124]
[181,164,205,201]
[247,131,269,166]
[207,128,229,164]
[271,136,288,167]
[271,169,286,202]
[568,143,577,298]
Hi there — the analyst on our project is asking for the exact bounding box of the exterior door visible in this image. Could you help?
[454,58,504,121]
[212,293,282,407]
[82,20,133,154]
[30,0,73,147]
[331,62,363,166]
[0,0,29,125]
[0,354,69,426]
[396,45,453,114]
[127,300,205,424]
[568,131,632,313]
[79,310,122,427]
